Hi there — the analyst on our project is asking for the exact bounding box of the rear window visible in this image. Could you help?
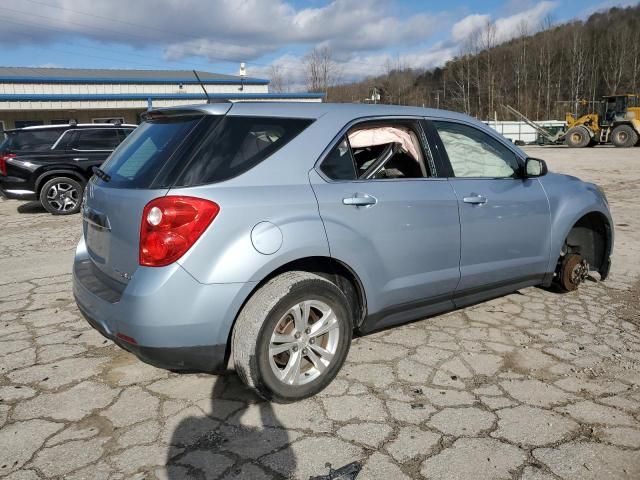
[2,129,63,152]
[97,115,313,188]
[98,116,203,188]
[173,116,313,187]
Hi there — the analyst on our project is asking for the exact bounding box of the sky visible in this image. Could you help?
[0,0,636,89]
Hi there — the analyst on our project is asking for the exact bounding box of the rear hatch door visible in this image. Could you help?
[81,106,229,285]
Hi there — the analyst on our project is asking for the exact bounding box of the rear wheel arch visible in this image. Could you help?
[35,169,87,194]
[250,256,366,327]
[561,211,612,279]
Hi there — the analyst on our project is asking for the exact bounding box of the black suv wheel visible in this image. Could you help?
[39,177,83,215]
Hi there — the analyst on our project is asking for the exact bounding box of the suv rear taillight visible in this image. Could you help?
[140,196,219,267]
[0,154,15,176]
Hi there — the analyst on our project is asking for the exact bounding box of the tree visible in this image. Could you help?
[268,65,289,93]
[326,4,640,120]
[303,46,340,97]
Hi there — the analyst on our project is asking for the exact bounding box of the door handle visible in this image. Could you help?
[342,193,377,207]
[463,195,487,205]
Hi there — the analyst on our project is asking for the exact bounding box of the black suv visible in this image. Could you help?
[0,123,136,214]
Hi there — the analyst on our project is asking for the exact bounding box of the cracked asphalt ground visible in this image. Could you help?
[1,146,639,480]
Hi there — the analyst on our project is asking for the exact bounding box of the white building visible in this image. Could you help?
[485,120,566,144]
[0,67,323,130]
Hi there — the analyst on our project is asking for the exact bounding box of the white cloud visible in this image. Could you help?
[493,1,556,41]
[452,14,491,42]
[0,0,443,62]
[0,0,569,87]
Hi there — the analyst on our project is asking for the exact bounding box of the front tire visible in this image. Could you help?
[564,127,591,148]
[39,177,83,215]
[232,271,352,403]
[611,124,638,148]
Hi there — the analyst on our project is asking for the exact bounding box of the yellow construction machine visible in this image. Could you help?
[503,94,640,147]
[564,94,640,148]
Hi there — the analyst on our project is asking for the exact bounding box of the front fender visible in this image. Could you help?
[539,173,613,276]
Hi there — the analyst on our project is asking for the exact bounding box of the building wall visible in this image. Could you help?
[0,75,322,129]
[0,96,323,129]
[0,109,141,129]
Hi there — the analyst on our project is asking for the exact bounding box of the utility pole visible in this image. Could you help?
[434,89,444,109]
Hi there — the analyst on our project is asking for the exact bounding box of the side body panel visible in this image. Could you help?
[424,115,553,304]
[448,177,551,293]
[538,172,614,276]
[309,170,461,327]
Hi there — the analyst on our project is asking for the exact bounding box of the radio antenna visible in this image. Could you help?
[193,70,211,103]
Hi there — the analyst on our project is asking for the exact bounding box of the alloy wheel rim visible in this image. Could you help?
[269,300,340,386]
[46,183,79,212]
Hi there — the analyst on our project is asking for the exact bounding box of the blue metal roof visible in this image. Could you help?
[0,75,269,85]
[0,92,325,101]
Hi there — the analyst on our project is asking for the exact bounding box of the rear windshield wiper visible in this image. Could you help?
[92,166,111,182]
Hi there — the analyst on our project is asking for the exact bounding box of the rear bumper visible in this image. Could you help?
[72,236,255,372]
[0,179,37,200]
[76,301,227,371]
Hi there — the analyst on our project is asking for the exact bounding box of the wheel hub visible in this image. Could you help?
[47,183,79,212]
[570,259,590,285]
[269,300,340,386]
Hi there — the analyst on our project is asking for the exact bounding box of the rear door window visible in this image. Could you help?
[73,129,122,151]
[174,116,313,186]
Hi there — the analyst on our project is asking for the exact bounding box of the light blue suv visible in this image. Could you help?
[73,102,613,402]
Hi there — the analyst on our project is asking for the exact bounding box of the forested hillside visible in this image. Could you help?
[327,4,640,121]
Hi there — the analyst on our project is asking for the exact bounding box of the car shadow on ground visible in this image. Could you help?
[16,201,46,214]
[165,373,296,479]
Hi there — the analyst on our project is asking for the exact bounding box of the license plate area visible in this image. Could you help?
[86,222,110,264]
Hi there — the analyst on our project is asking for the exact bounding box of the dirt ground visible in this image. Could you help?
[0,145,639,479]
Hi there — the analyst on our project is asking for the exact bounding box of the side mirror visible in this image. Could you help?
[524,158,548,178]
